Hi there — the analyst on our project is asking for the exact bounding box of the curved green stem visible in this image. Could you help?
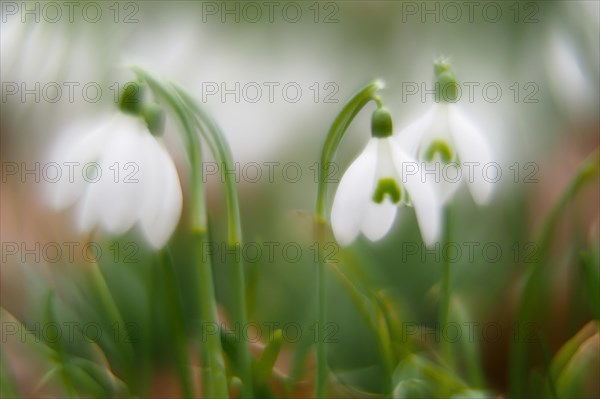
[194,231,229,398]
[132,67,228,398]
[171,85,243,246]
[132,67,207,231]
[314,80,384,398]
[509,150,599,397]
[316,80,384,220]
[171,84,254,398]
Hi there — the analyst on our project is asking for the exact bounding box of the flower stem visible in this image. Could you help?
[439,205,452,362]
[315,221,328,399]
[131,68,228,397]
[172,84,254,398]
[194,231,230,398]
[315,80,384,398]
[316,80,384,219]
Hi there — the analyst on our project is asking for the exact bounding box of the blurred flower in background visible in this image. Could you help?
[397,61,494,205]
[45,111,182,249]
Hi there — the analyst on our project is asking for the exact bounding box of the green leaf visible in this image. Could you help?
[393,378,432,399]
[550,321,598,394]
[510,150,600,397]
[580,250,600,320]
[70,356,130,398]
[555,330,599,398]
[447,297,486,388]
[0,349,20,398]
[550,322,596,380]
[157,249,194,398]
[392,353,467,398]
[450,389,493,399]
[0,308,56,360]
[255,329,283,386]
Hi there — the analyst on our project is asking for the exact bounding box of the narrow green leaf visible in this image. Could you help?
[0,349,20,398]
[580,251,600,320]
[447,297,486,388]
[255,329,283,386]
[510,150,600,397]
[550,321,597,384]
[555,332,599,398]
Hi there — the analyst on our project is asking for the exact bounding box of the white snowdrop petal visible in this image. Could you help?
[139,138,183,249]
[56,112,182,249]
[404,176,442,247]
[391,147,442,247]
[360,199,397,242]
[76,171,103,233]
[331,139,378,246]
[101,126,147,234]
[448,106,494,205]
[435,162,463,205]
[137,135,165,230]
[46,118,115,211]
[394,105,437,157]
[79,116,147,235]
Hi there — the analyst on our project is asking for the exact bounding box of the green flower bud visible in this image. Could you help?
[371,107,393,138]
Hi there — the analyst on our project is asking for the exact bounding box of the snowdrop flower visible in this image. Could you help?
[397,61,494,205]
[46,86,182,249]
[331,107,442,247]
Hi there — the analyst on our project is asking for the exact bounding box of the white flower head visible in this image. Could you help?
[46,110,183,250]
[397,61,494,205]
[331,107,442,247]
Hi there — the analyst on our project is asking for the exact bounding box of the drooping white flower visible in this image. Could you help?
[397,62,494,205]
[331,108,441,247]
[46,112,183,249]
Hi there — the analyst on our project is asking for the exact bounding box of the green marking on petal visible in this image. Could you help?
[424,139,454,163]
[372,178,401,204]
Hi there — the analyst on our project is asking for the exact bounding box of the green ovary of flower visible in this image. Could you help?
[119,81,145,115]
[372,178,401,204]
[436,72,458,102]
[434,61,458,102]
[371,107,393,138]
[424,139,454,163]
